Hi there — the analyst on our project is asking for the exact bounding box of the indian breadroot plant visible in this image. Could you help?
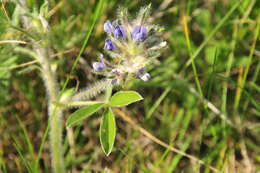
[15,2,166,172]
[66,4,167,156]
[91,5,167,85]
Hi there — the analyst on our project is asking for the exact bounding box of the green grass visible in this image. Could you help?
[0,0,260,172]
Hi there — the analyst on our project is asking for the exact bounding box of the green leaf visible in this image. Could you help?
[66,103,105,127]
[109,91,143,107]
[100,108,116,156]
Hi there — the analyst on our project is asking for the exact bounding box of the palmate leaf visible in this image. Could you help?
[100,108,116,156]
[109,91,143,107]
[66,103,105,127]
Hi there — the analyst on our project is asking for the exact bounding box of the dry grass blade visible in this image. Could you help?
[0,40,27,44]
[0,60,38,70]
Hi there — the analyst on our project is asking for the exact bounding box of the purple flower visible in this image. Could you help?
[104,20,114,34]
[114,25,126,39]
[104,39,116,51]
[93,62,106,71]
[132,25,147,41]
[92,54,106,71]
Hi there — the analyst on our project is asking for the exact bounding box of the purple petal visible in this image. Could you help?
[104,20,114,34]
[104,39,116,51]
[93,62,106,71]
[114,25,126,39]
[132,26,141,35]
[132,25,147,41]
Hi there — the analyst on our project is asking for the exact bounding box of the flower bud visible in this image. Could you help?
[104,39,116,51]
[114,25,126,39]
[104,20,114,34]
[132,25,147,41]
[93,62,106,71]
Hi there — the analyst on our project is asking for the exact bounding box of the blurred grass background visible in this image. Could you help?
[0,0,260,172]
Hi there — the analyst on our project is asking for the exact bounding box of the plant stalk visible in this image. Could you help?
[18,0,65,172]
[35,44,65,173]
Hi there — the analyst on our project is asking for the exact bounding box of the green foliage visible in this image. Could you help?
[66,90,143,156]
[109,91,143,107]
[99,108,116,156]
[66,103,105,127]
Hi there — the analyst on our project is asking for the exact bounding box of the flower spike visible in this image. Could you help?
[92,5,167,84]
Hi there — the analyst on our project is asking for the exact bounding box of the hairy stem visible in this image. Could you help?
[39,49,65,173]
[34,42,65,173]
[36,39,65,173]
[72,79,112,101]
[18,1,65,172]
[49,105,64,173]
